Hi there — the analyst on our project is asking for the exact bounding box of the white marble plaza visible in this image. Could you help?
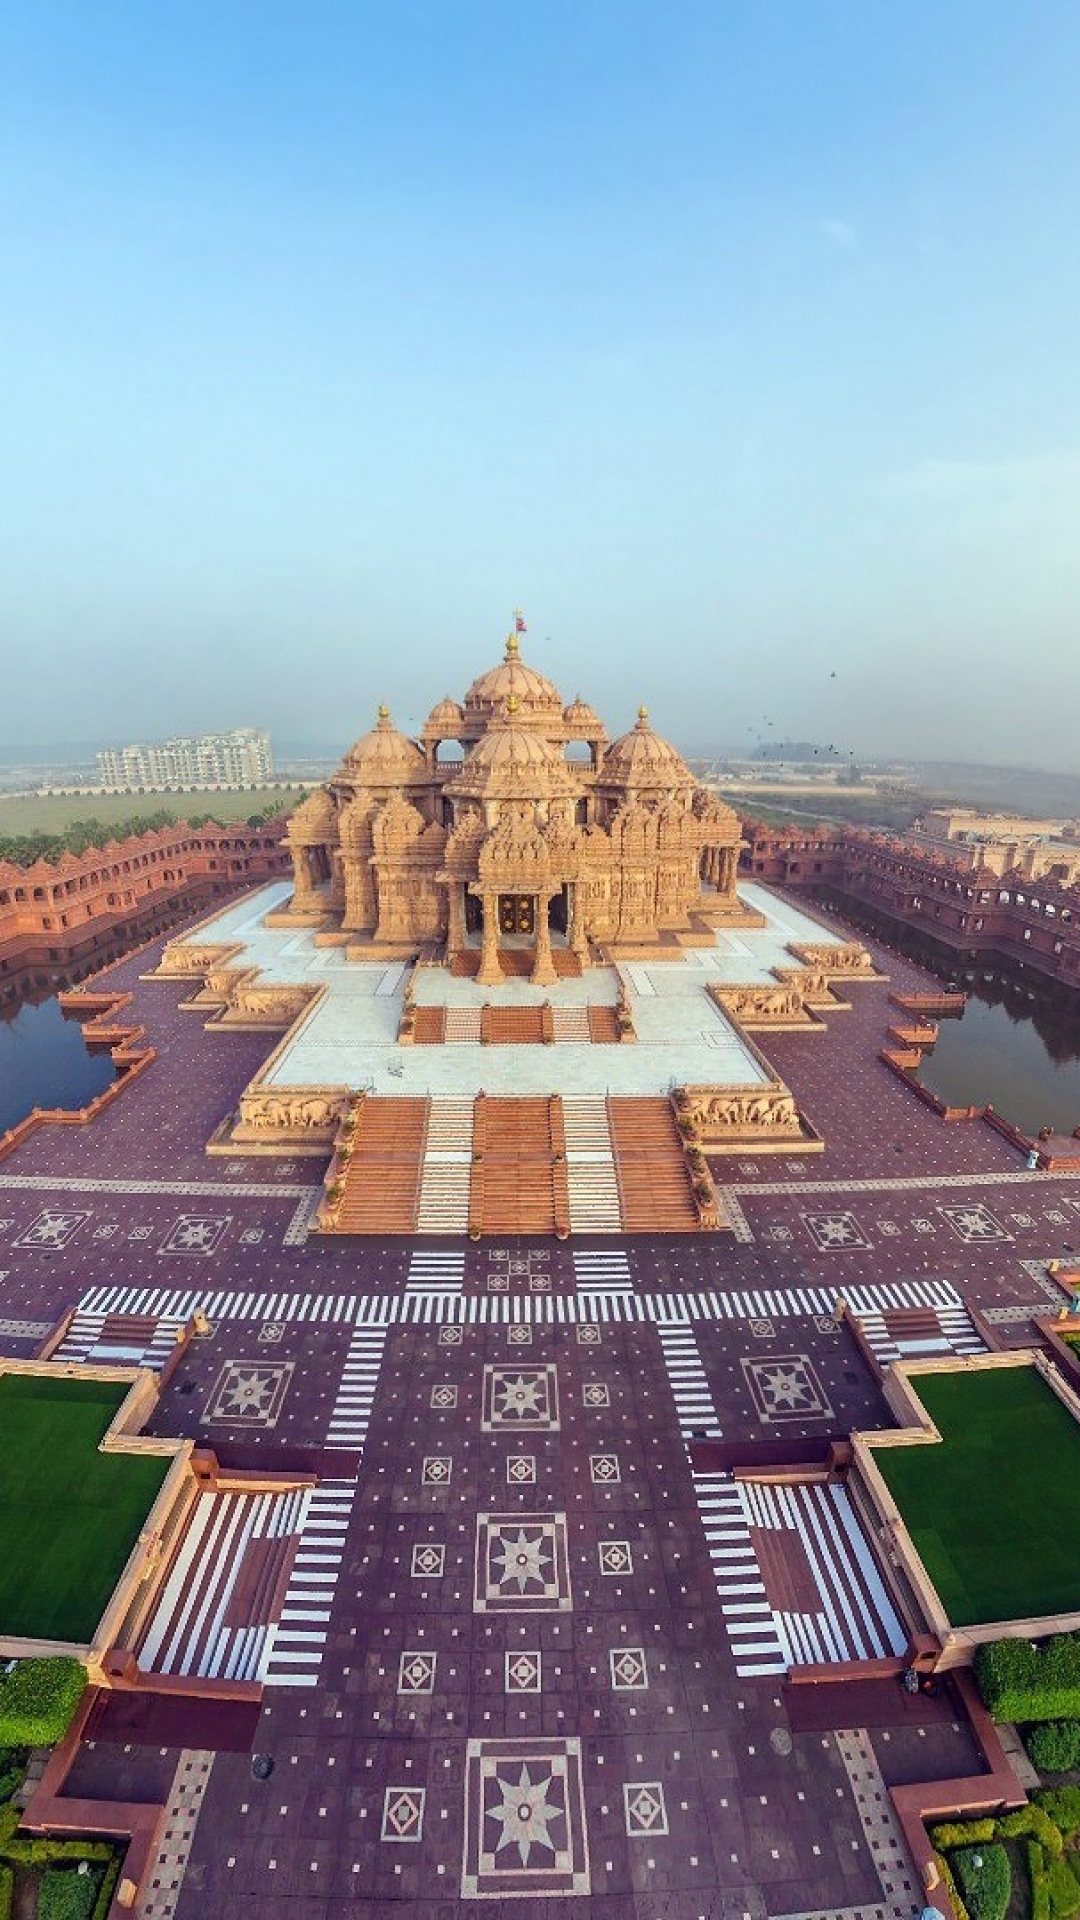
[188,879,842,1098]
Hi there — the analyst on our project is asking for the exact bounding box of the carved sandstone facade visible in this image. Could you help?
[282,632,745,981]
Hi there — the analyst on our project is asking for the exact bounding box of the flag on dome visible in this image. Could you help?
[514,610,527,633]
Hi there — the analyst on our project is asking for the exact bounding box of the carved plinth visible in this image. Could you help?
[787,940,881,979]
[708,981,818,1031]
[675,1082,812,1151]
[231,1085,349,1146]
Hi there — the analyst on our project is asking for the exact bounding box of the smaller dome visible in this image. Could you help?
[603,707,691,785]
[425,695,465,732]
[344,707,425,780]
[563,694,606,732]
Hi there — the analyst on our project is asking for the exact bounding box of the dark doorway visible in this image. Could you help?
[498,894,535,936]
[549,886,568,935]
[465,891,483,936]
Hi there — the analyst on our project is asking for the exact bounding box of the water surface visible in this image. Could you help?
[0,995,116,1132]
[914,977,1080,1137]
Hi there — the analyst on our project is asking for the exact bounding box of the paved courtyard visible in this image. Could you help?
[1,883,1078,1916]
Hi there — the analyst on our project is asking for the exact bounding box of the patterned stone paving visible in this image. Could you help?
[0,902,1078,1916]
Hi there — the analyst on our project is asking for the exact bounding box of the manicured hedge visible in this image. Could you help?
[89,1855,122,1920]
[932,1818,997,1849]
[38,1866,99,1920]
[1029,1722,1080,1773]
[0,1660,84,1749]
[933,1850,970,1920]
[3,1838,112,1867]
[976,1636,1080,1724]
[954,1842,1011,1920]
[0,1863,11,1920]
[998,1803,1066,1853]
[1035,1787,1080,1842]
[1029,1847,1080,1920]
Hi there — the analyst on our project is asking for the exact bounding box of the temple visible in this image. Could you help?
[281,629,746,981]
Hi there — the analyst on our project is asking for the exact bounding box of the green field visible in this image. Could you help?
[0,1374,170,1643]
[0,786,304,836]
[873,1366,1080,1627]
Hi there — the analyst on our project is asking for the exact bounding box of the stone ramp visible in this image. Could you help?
[472,1096,566,1236]
[608,1096,699,1231]
[323,1093,713,1236]
[335,1097,426,1232]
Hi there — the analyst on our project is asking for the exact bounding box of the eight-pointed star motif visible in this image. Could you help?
[492,1528,551,1593]
[814,1216,859,1246]
[486,1764,562,1867]
[222,1371,275,1414]
[756,1364,815,1410]
[497,1374,545,1419]
[171,1218,221,1249]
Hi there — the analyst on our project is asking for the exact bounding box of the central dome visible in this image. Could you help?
[463,633,563,719]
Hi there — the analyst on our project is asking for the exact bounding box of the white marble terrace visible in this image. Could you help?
[190,879,842,1098]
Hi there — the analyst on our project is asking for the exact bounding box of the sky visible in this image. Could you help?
[1,2,1079,767]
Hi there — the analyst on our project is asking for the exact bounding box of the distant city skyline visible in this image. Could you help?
[2,4,1079,769]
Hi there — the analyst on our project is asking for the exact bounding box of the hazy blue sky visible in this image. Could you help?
[2,3,1079,765]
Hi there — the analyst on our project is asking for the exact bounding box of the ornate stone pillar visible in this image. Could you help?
[532,892,557,986]
[477,890,501,985]
[446,879,465,952]
[569,882,589,961]
[291,846,314,905]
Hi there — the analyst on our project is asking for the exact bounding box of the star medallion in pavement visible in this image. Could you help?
[743,1355,834,1423]
[803,1210,871,1252]
[204,1361,293,1429]
[482,1365,559,1432]
[474,1514,572,1612]
[422,1456,452,1486]
[463,1736,589,1896]
[940,1204,1010,1243]
[159,1214,231,1256]
[14,1210,89,1250]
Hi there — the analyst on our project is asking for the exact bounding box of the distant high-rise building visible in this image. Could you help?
[97,728,274,791]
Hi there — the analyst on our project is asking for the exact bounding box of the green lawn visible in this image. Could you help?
[873,1366,1080,1628]
[0,786,304,836]
[0,1375,169,1643]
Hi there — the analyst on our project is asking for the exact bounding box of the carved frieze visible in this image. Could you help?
[677,1083,803,1143]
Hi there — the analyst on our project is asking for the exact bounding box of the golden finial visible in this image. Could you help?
[637,704,649,725]
[378,703,390,721]
[507,695,520,715]
[505,631,520,658]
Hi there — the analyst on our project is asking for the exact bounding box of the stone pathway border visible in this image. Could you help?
[773,1727,919,1920]
[135,1749,215,1920]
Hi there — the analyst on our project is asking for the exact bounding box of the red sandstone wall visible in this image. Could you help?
[0,818,291,993]
[739,817,1080,992]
